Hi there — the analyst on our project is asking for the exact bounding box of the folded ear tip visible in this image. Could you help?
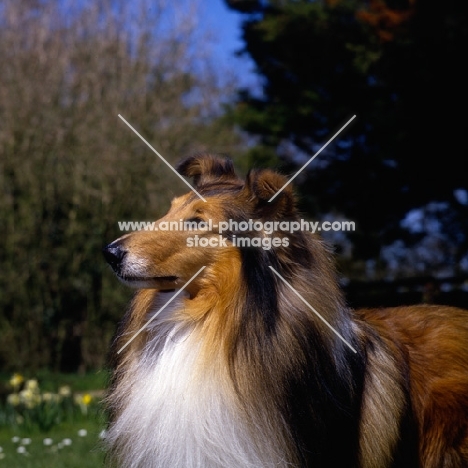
[176,153,237,186]
[244,168,296,217]
[176,156,193,177]
[176,153,206,176]
[252,169,292,201]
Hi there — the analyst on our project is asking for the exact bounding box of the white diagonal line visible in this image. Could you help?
[117,266,206,354]
[269,266,357,353]
[118,114,207,202]
[268,115,356,202]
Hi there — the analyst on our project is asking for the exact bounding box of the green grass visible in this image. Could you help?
[0,418,106,467]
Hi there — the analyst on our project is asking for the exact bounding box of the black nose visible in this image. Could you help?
[102,243,127,273]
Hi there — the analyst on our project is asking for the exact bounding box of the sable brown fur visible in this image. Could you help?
[103,154,468,468]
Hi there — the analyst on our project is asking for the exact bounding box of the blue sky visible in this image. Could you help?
[202,0,258,88]
[206,1,244,57]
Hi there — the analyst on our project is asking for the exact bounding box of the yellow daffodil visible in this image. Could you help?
[7,393,20,406]
[58,385,72,397]
[74,393,93,414]
[25,379,39,392]
[19,389,41,408]
[9,373,24,390]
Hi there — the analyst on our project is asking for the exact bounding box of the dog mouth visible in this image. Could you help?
[119,275,178,283]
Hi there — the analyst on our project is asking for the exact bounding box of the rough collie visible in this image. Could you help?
[103,154,468,467]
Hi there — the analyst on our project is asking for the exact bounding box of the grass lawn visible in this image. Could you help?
[0,418,106,467]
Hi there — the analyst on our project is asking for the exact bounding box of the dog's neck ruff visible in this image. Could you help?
[105,293,293,468]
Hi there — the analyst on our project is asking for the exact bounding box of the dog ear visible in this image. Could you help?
[177,154,237,187]
[243,168,296,218]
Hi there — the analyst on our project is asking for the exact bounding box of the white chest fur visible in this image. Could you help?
[106,295,289,468]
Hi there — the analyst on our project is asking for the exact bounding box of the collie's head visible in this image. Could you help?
[103,153,303,296]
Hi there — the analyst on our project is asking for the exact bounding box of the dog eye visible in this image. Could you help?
[186,217,204,224]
